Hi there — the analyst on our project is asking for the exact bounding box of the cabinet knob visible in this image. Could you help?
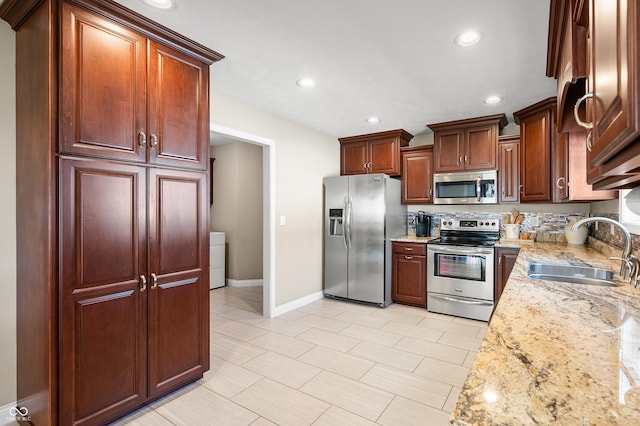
[138,131,147,147]
[574,92,594,129]
[140,275,147,291]
[150,133,159,148]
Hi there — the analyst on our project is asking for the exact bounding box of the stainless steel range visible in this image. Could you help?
[427,217,500,321]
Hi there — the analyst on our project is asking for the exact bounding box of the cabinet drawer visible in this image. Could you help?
[392,242,427,255]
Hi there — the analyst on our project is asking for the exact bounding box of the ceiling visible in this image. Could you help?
[115,0,556,140]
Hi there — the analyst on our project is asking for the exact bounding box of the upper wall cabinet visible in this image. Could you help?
[547,0,640,189]
[428,114,507,173]
[60,3,211,170]
[339,129,413,176]
[400,145,433,204]
[498,135,520,203]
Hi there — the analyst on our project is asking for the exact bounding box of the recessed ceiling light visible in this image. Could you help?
[484,95,503,104]
[366,117,380,124]
[454,31,483,47]
[296,78,317,88]
[141,0,174,10]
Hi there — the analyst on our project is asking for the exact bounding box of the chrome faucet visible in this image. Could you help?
[571,217,637,284]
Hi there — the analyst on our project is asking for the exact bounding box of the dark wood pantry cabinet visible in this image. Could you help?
[391,242,427,308]
[0,0,223,424]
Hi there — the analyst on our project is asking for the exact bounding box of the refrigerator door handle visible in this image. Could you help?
[342,196,348,249]
[346,196,353,248]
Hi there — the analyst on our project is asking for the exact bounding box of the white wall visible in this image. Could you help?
[211,92,340,305]
[0,20,17,407]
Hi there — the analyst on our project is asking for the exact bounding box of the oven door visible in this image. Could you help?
[427,244,494,301]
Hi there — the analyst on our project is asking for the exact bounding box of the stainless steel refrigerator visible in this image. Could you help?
[323,174,406,307]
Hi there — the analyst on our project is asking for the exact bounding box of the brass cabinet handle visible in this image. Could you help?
[150,133,158,148]
[138,132,147,147]
[151,273,158,289]
[556,176,566,189]
[586,132,593,152]
[459,156,463,165]
[404,247,414,251]
[404,256,414,260]
[140,275,147,291]
[574,92,594,129]
[465,155,468,163]
[519,184,524,194]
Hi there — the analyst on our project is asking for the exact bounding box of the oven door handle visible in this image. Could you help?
[428,245,494,255]
[429,294,494,306]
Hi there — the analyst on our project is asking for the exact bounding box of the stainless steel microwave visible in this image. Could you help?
[433,170,498,204]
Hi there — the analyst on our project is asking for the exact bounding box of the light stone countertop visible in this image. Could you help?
[451,241,640,425]
[389,235,436,243]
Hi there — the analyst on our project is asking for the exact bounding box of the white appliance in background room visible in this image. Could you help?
[210,232,226,289]
[323,174,406,307]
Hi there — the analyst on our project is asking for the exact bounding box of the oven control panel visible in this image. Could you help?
[439,217,499,232]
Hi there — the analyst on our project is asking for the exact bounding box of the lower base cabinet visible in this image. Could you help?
[495,247,520,303]
[391,242,427,308]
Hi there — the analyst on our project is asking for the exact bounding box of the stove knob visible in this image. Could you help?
[491,222,496,226]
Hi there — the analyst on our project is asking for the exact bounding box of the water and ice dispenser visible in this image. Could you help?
[329,208,344,235]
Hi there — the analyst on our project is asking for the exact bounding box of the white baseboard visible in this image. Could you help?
[227,278,263,288]
[0,401,23,426]
[272,290,324,317]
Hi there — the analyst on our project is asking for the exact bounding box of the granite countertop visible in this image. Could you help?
[390,235,436,243]
[451,241,640,425]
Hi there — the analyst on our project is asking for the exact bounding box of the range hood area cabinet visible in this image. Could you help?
[0,0,224,424]
[339,129,413,176]
[547,0,640,190]
[429,114,508,173]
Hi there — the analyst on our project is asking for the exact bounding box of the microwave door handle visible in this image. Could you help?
[476,176,481,202]
[429,294,494,306]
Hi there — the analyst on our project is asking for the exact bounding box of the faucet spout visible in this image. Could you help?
[571,216,633,277]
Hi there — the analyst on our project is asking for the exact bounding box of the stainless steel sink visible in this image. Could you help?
[527,261,617,286]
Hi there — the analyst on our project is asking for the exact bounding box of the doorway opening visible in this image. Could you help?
[210,124,275,317]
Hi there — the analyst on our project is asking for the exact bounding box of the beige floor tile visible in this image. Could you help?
[443,386,462,413]
[109,406,173,425]
[297,327,361,352]
[394,336,468,364]
[254,317,312,337]
[213,320,267,342]
[463,350,479,368]
[297,302,345,318]
[360,364,451,409]
[249,331,315,358]
[211,332,266,364]
[250,417,278,426]
[298,346,374,380]
[476,325,488,338]
[154,385,258,425]
[348,341,423,372]
[300,371,394,421]
[452,316,486,326]
[417,317,485,337]
[326,300,382,315]
[296,313,351,333]
[218,308,265,324]
[275,310,307,321]
[381,321,444,342]
[413,356,470,386]
[233,379,329,426]
[377,396,450,426]
[201,356,263,398]
[340,324,403,347]
[311,405,376,426]
[243,351,321,388]
[333,311,390,329]
[438,331,484,351]
[371,310,424,325]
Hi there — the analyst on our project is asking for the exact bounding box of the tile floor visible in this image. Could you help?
[113,286,488,425]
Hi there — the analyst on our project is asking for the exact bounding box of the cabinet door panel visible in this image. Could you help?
[59,159,147,425]
[465,125,496,170]
[434,130,464,172]
[148,42,209,170]
[148,169,209,396]
[369,137,399,175]
[61,3,146,162]
[402,150,433,204]
[392,253,426,308]
[499,142,519,203]
[520,110,551,202]
[341,141,368,175]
